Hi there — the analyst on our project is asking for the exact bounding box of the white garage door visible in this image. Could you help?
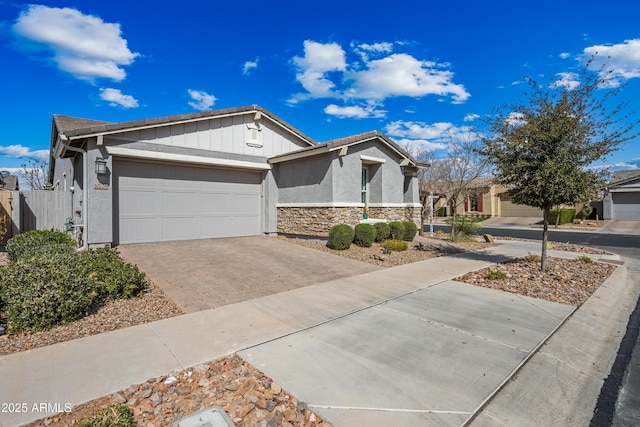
[115,160,262,244]
[500,200,543,218]
[612,192,640,220]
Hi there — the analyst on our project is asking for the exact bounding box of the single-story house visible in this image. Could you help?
[603,170,640,220]
[421,178,543,218]
[48,105,425,247]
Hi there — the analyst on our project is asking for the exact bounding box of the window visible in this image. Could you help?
[361,167,368,205]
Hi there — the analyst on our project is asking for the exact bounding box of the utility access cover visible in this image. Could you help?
[173,406,235,427]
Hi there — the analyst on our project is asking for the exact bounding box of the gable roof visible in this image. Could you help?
[0,175,18,191]
[52,105,316,146]
[268,130,425,167]
[609,170,640,187]
[48,105,319,183]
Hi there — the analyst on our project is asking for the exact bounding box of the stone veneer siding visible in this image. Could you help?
[277,206,422,236]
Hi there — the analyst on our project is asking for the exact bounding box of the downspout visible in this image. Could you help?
[54,134,88,251]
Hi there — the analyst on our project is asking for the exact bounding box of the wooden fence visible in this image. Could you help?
[18,191,72,233]
[0,191,13,244]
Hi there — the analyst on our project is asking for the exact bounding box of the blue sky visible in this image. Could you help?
[1,0,639,180]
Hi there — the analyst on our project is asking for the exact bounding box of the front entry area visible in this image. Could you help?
[114,159,262,244]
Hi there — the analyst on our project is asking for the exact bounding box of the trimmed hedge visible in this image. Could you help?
[328,224,355,250]
[402,221,418,241]
[388,221,405,240]
[0,253,97,332]
[5,229,76,262]
[373,222,390,242]
[549,208,576,225]
[80,247,147,300]
[354,223,376,247]
[0,244,148,333]
[381,239,408,252]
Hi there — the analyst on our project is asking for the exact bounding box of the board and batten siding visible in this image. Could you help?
[107,115,309,158]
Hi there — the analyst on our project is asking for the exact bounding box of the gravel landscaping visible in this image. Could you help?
[27,354,330,427]
[4,235,618,427]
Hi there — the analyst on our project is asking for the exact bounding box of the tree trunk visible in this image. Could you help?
[541,209,549,272]
[555,205,561,229]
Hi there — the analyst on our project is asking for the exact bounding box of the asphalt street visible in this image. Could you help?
[426,223,640,426]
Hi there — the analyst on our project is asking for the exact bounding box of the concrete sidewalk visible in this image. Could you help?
[0,241,635,427]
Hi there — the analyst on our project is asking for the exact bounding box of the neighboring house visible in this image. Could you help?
[48,105,424,247]
[603,170,640,220]
[0,175,19,191]
[421,178,542,218]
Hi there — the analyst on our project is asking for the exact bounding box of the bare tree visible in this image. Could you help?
[18,160,48,190]
[419,134,491,235]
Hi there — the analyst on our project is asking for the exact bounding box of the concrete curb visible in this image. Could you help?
[468,263,639,426]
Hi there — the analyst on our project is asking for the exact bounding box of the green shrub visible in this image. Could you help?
[485,270,507,280]
[5,229,75,262]
[388,222,405,240]
[572,255,593,264]
[77,404,136,427]
[451,216,480,240]
[402,221,418,241]
[0,252,97,333]
[0,245,148,333]
[354,223,376,248]
[328,224,355,250]
[548,208,576,225]
[80,246,148,300]
[373,222,390,242]
[380,239,408,252]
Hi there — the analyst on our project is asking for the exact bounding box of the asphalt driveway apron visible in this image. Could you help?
[116,236,380,313]
[239,280,573,427]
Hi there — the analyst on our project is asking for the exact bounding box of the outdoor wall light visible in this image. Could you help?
[95,158,107,175]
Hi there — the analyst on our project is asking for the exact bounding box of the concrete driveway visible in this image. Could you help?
[117,236,380,313]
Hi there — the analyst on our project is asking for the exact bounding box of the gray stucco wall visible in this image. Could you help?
[262,169,278,234]
[274,140,420,206]
[332,142,408,204]
[274,153,333,203]
[86,139,114,247]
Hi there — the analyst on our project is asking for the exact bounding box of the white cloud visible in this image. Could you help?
[0,145,49,161]
[357,42,393,53]
[348,54,470,103]
[582,39,640,86]
[324,103,386,119]
[505,112,526,126]
[290,40,347,103]
[551,72,581,90]
[12,5,139,82]
[394,138,448,155]
[464,113,480,122]
[289,40,469,106]
[99,88,139,108]
[188,89,216,111]
[243,58,258,75]
[385,120,476,154]
[559,52,571,59]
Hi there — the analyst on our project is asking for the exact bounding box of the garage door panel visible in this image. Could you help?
[116,160,261,244]
[234,193,261,212]
[119,217,160,243]
[120,190,157,215]
[162,217,198,240]
[201,192,232,212]
[612,192,640,220]
[162,191,197,215]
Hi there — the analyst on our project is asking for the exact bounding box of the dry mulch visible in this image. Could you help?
[455,255,616,306]
[276,235,494,267]
[27,354,330,427]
